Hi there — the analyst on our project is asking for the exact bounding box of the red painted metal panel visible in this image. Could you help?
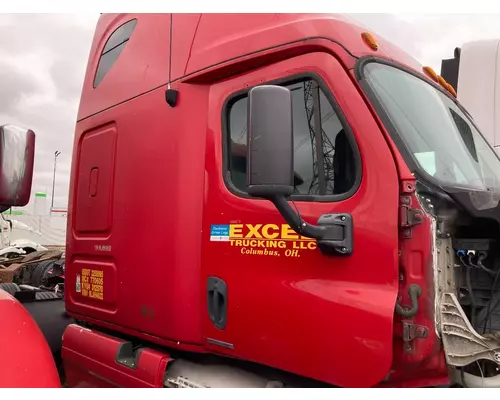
[0,290,60,388]
[62,324,169,388]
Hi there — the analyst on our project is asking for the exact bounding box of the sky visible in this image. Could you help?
[2,13,500,211]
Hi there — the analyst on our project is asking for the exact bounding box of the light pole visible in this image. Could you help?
[51,150,61,210]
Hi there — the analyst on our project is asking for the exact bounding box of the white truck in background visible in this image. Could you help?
[0,214,47,259]
[441,40,500,153]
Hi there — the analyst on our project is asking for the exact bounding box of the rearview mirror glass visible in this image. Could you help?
[246,85,294,198]
[0,124,35,207]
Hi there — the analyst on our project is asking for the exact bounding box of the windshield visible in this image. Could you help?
[362,62,500,210]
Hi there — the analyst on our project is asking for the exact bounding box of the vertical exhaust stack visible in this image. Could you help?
[440,47,461,92]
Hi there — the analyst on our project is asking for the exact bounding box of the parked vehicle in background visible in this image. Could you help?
[0,124,61,388]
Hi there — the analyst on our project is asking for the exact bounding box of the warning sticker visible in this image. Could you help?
[76,273,81,293]
[80,268,104,301]
[210,225,230,241]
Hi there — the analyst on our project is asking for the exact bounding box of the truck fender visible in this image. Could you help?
[0,246,24,257]
[10,238,48,252]
[0,240,47,258]
[0,289,61,387]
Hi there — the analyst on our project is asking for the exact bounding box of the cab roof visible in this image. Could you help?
[78,13,423,120]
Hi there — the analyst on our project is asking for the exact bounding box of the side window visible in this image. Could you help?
[94,19,138,88]
[227,78,358,197]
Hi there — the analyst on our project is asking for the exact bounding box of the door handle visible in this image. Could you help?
[207,277,227,330]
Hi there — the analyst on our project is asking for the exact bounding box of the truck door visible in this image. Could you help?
[202,52,400,388]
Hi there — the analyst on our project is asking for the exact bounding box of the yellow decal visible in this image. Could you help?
[80,268,104,300]
[210,223,317,258]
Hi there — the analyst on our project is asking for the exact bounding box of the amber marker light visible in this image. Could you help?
[447,83,457,97]
[423,66,439,82]
[437,75,449,88]
[361,32,378,51]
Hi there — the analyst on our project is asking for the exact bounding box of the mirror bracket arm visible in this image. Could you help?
[271,195,325,238]
[271,195,353,256]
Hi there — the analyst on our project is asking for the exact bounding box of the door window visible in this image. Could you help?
[225,77,359,198]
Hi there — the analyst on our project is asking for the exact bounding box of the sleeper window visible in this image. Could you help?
[94,19,137,88]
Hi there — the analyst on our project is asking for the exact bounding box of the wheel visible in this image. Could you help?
[0,282,20,295]
[31,260,61,287]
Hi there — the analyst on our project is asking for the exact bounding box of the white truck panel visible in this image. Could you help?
[457,40,500,152]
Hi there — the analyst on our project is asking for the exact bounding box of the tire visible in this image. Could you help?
[31,260,57,287]
[0,282,20,295]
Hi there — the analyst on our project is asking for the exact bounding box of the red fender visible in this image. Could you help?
[0,290,61,388]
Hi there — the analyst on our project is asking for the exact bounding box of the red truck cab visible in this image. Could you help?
[0,125,61,388]
[0,289,60,387]
[62,13,500,388]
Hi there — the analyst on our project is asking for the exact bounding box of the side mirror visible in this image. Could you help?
[0,125,35,208]
[246,85,353,256]
[246,85,294,198]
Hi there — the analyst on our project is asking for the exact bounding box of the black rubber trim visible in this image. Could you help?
[78,35,358,123]
[221,71,362,203]
[353,55,500,191]
[206,338,234,349]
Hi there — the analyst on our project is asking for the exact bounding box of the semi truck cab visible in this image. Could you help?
[61,13,500,388]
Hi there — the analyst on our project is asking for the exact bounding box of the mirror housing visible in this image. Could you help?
[246,85,353,256]
[0,125,35,208]
[246,85,294,198]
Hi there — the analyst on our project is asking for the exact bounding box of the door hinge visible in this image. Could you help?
[400,195,423,238]
[402,322,429,353]
[403,322,429,342]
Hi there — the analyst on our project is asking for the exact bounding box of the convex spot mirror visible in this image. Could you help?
[246,85,294,198]
[0,125,35,208]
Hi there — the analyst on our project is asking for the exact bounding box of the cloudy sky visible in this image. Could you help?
[2,13,500,211]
